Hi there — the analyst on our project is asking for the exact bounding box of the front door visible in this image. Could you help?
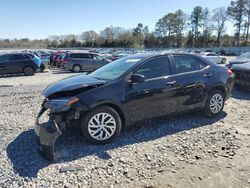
[123,56,179,123]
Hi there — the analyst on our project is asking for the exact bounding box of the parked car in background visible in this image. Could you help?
[35,53,234,160]
[231,62,250,90]
[227,52,250,69]
[62,52,111,72]
[201,52,226,64]
[0,53,41,76]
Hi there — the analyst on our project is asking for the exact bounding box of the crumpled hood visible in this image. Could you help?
[42,74,107,97]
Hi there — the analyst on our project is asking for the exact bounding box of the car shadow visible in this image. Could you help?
[0,73,27,78]
[7,112,227,178]
[232,89,250,100]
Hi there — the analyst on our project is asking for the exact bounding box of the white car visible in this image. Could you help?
[201,52,226,64]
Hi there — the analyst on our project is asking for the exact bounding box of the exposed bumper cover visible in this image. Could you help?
[35,108,62,161]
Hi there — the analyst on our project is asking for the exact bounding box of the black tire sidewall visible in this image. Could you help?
[204,89,225,117]
[221,58,226,64]
[81,106,122,144]
[72,64,82,73]
[23,66,34,76]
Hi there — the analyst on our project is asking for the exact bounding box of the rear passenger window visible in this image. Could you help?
[70,53,92,59]
[135,57,171,79]
[173,56,207,74]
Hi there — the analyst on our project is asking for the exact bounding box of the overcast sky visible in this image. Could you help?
[0,0,234,39]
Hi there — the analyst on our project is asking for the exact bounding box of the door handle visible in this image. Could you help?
[203,73,213,78]
[166,81,177,86]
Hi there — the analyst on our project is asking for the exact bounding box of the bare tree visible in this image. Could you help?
[80,30,99,46]
[211,7,229,47]
[244,0,250,42]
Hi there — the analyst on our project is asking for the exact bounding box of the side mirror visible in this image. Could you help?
[130,74,145,83]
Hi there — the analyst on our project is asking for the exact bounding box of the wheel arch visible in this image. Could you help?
[211,84,227,99]
[91,102,126,127]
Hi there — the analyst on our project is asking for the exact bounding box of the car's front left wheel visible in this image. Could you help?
[81,106,122,144]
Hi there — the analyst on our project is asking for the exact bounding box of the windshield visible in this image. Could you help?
[239,52,250,59]
[90,56,142,80]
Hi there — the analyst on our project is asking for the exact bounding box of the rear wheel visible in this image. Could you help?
[23,66,34,76]
[72,64,82,73]
[81,106,122,144]
[204,89,225,117]
[221,58,226,64]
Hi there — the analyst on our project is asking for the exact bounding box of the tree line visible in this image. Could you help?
[1,0,250,49]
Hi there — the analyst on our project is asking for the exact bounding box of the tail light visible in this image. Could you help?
[227,69,233,76]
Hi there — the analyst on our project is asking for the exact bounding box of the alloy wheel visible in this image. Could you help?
[209,94,223,114]
[73,65,81,72]
[88,113,116,141]
[24,67,34,75]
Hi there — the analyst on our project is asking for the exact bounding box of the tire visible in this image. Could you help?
[221,58,226,64]
[23,66,34,76]
[72,64,82,73]
[204,89,225,117]
[40,64,45,72]
[81,106,122,144]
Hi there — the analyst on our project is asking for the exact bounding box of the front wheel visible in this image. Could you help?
[23,66,34,76]
[81,106,122,144]
[204,89,225,117]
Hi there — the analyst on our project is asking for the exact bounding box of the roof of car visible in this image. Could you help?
[125,52,199,60]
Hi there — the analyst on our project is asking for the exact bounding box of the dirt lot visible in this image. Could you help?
[0,69,250,188]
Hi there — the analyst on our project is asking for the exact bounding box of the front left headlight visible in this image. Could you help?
[44,97,79,113]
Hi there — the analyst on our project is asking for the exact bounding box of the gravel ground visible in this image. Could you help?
[0,68,250,188]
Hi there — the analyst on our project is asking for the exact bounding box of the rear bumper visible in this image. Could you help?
[35,108,62,161]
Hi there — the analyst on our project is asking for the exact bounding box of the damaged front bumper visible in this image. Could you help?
[35,107,62,161]
[34,97,88,161]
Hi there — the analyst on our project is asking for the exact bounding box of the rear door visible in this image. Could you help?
[70,53,93,70]
[171,55,213,112]
[8,54,27,73]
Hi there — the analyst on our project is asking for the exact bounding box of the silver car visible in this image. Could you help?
[62,52,111,72]
[201,52,227,64]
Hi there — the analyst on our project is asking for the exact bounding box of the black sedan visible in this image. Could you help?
[35,53,234,160]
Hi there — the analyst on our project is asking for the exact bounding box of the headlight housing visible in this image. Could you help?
[43,97,79,113]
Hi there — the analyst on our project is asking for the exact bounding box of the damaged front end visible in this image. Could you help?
[34,74,107,161]
[35,97,82,161]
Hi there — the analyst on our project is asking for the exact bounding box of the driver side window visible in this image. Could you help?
[134,57,171,80]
